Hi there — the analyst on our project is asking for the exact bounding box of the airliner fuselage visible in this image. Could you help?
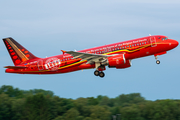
[3,35,178,77]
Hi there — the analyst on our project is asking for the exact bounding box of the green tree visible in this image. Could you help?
[22,93,53,120]
[11,98,25,120]
[99,96,110,106]
[52,116,64,120]
[0,85,23,98]
[87,97,99,106]
[120,104,144,120]
[53,96,74,116]
[90,106,111,120]
[74,98,90,117]
[0,93,13,120]
[24,89,54,97]
[84,117,93,120]
[63,108,80,120]
[115,93,145,107]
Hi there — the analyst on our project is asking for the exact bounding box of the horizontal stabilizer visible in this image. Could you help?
[4,66,27,69]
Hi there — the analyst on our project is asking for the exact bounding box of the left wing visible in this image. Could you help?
[62,50,112,64]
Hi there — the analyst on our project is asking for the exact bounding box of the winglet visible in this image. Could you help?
[61,50,66,55]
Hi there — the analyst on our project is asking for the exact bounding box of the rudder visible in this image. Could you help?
[3,37,38,65]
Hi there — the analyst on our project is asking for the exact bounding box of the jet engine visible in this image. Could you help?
[101,54,131,69]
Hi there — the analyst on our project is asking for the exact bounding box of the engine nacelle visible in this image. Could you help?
[116,60,131,69]
[108,54,126,67]
[101,54,131,69]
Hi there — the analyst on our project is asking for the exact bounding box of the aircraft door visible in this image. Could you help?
[37,60,44,70]
[150,37,157,47]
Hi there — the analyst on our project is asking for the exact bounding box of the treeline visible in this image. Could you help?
[0,85,180,120]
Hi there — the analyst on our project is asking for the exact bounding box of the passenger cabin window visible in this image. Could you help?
[165,37,168,40]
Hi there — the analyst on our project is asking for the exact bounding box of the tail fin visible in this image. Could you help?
[3,37,38,65]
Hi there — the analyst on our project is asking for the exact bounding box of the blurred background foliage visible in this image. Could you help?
[0,85,180,120]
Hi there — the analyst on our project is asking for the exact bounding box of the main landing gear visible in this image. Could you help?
[94,70,105,78]
[155,56,160,64]
[94,63,106,78]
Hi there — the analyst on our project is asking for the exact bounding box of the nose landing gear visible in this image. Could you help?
[156,60,160,64]
[155,56,160,64]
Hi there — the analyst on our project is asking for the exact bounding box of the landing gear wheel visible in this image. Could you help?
[94,70,99,76]
[99,72,105,78]
[156,60,160,64]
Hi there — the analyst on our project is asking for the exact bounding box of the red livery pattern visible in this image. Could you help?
[3,35,179,78]
[3,38,38,65]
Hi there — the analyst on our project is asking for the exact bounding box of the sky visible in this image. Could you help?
[0,0,180,100]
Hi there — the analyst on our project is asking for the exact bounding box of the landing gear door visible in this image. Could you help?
[150,37,157,47]
[37,60,44,71]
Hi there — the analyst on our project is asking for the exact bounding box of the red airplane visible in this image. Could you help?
[3,35,178,78]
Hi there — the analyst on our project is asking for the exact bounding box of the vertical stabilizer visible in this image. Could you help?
[3,37,38,65]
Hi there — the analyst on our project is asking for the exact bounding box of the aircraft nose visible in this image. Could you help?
[168,39,179,48]
[171,39,179,48]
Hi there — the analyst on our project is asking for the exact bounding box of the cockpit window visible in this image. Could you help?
[162,37,168,40]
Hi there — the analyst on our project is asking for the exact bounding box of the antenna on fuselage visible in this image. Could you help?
[149,34,152,36]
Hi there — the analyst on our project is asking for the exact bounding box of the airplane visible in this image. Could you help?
[3,35,179,78]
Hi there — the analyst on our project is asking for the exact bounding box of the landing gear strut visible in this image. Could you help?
[155,56,160,64]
